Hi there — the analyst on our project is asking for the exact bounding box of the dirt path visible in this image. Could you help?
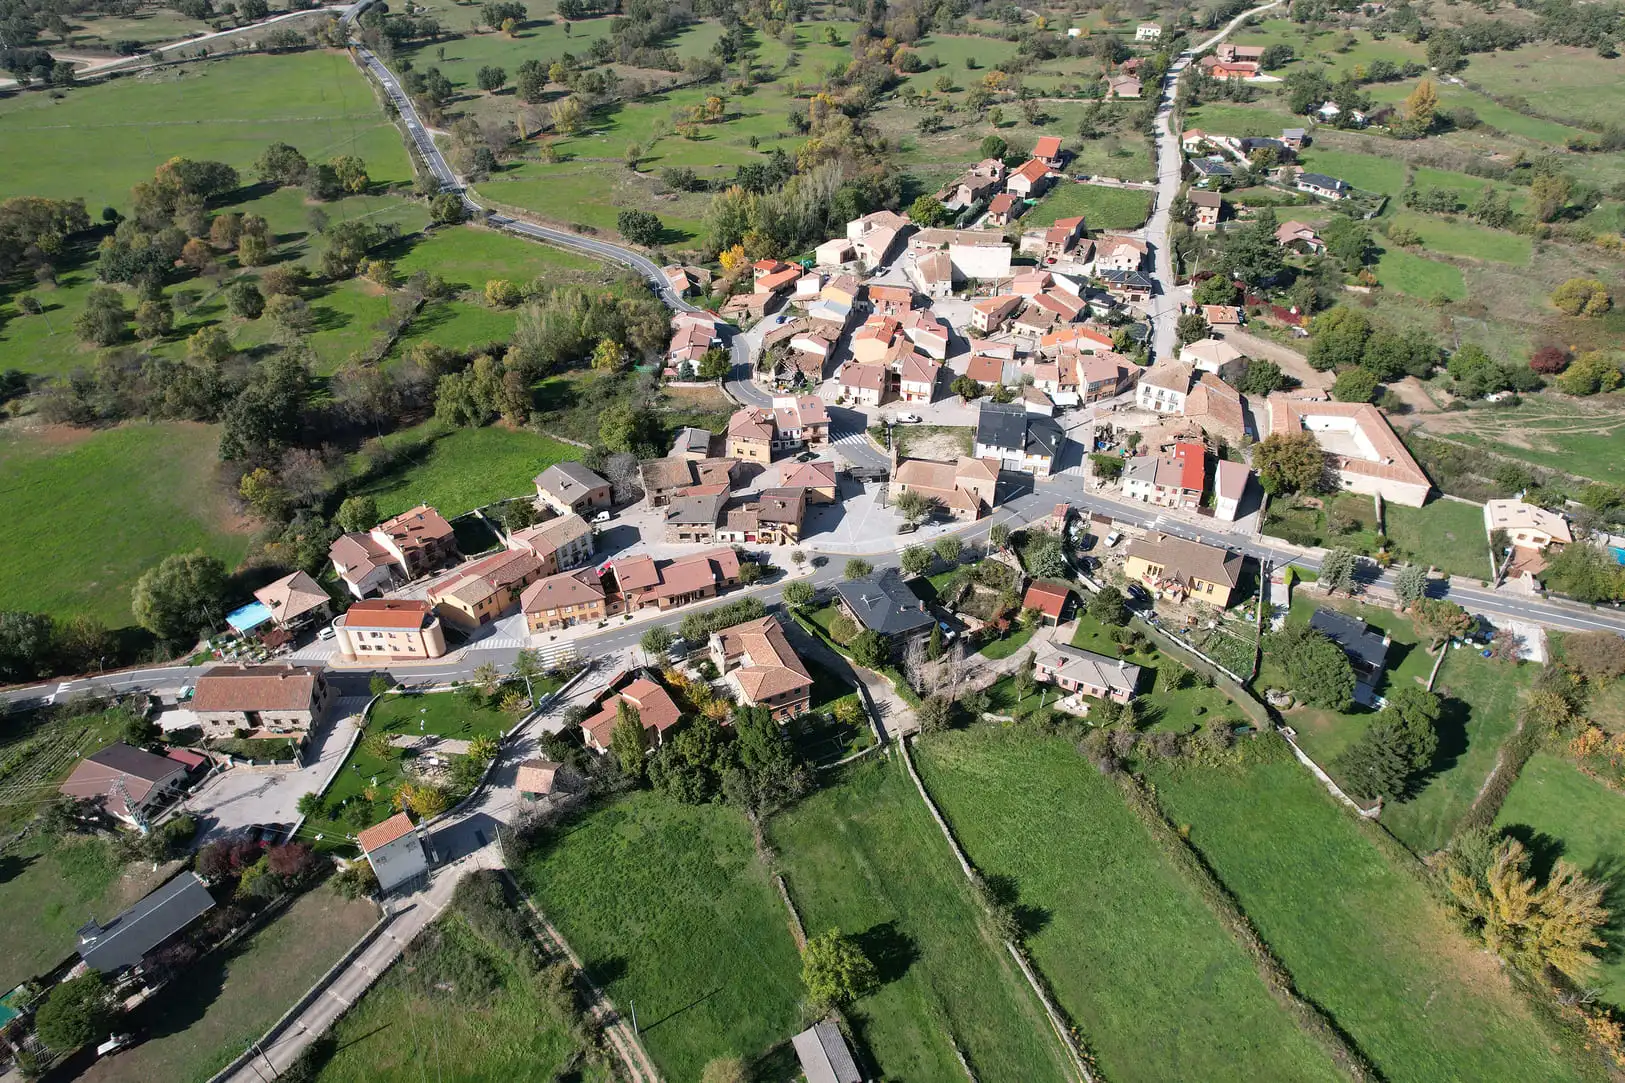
[1216,328,1332,389]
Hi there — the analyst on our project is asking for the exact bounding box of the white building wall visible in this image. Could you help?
[949,244,1013,281]
[366,833,429,892]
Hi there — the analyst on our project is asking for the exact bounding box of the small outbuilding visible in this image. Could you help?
[358,811,432,893]
[792,1020,863,1083]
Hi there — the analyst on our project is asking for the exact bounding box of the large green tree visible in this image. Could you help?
[1252,430,1325,494]
[35,972,112,1052]
[801,929,878,1009]
[1266,624,1355,710]
[131,550,229,645]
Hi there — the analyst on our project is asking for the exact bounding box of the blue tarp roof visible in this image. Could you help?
[226,601,273,633]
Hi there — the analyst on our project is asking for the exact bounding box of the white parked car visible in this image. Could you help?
[896,413,922,424]
[593,510,613,523]
[1104,531,1122,547]
[317,625,337,641]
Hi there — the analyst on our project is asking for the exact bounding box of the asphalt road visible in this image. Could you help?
[1146,0,1284,363]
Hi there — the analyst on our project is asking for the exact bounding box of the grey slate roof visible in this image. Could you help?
[1298,172,1349,191]
[664,489,728,526]
[78,872,216,973]
[792,1021,863,1083]
[1309,608,1389,676]
[976,402,1064,459]
[1099,269,1156,290]
[835,570,935,637]
[1189,157,1232,176]
[536,461,609,495]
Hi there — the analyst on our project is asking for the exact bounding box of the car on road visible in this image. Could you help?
[896,413,923,424]
[796,450,818,462]
[317,624,337,641]
[593,510,613,523]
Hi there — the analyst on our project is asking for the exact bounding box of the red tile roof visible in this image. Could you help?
[1022,580,1072,618]
[343,598,434,630]
[1034,135,1062,159]
[358,811,417,852]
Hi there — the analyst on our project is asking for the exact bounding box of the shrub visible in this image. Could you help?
[1551,277,1612,317]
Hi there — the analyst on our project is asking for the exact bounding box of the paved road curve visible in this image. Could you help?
[1146,1,1284,362]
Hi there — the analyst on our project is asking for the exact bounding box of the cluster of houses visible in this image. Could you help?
[1181,124,1353,201]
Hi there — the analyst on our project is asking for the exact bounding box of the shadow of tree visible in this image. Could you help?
[854,920,918,987]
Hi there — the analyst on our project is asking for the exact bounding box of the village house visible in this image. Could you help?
[971,294,1023,334]
[893,455,999,520]
[1184,372,1250,444]
[1095,235,1149,273]
[1021,215,1088,264]
[852,314,901,364]
[535,462,612,517]
[252,571,331,632]
[1005,158,1052,199]
[869,283,914,316]
[1484,498,1572,550]
[358,812,431,894]
[1189,189,1222,231]
[727,396,830,464]
[1215,42,1265,63]
[522,566,613,632]
[670,427,717,459]
[77,872,216,975]
[334,598,448,662]
[834,569,936,653]
[516,758,565,798]
[753,259,801,295]
[1187,156,1233,184]
[426,547,546,632]
[936,158,1007,209]
[1075,351,1137,403]
[1100,269,1154,303]
[60,743,192,827]
[1179,338,1246,381]
[582,672,684,752]
[661,264,713,297]
[974,402,1065,476]
[1274,219,1326,253]
[1296,172,1351,200]
[1136,361,1195,414]
[909,227,1015,283]
[720,291,776,322]
[1124,533,1244,606]
[814,236,857,267]
[1122,442,1206,509]
[1136,22,1161,40]
[898,353,942,404]
[1041,323,1115,356]
[1201,304,1243,330]
[1012,303,1058,339]
[1214,459,1251,521]
[668,311,723,366]
[710,615,814,721]
[965,348,1022,387]
[985,192,1025,227]
[908,248,953,298]
[781,459,838,503]
[1181,128,1214,154]
[1106,74,1142,99]
[508,513,596,575]
[329,504,459,597]
[900,309,952,359]
[1310,607,1391,706]
[846,209,913,269]
[1033,135,1065,169]
[721,488,808,546]
[838,361,891,406]
[1022,580,1074,625]
[189,663,331,740]
[1265,395,1432,506]
[1202,57,1258,79]
[663,488,730,544]
[1032,641,1142,703]
[638,456,742,507]
[612,548,743,612]
[792,271,825,305]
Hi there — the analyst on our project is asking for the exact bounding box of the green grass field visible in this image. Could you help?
[1388,212,1532,266]
[1462,44,1625,131]
[0,422,250,626]
[915,728,1344,1083]
[770,754,1074,1082]
[1299,149,1406,196]
[1027,182,1153,231]
[0,52,411,213]
[1183,101,1303,138]
[1151,742,1602,1083]
[1376,245,1466,300]
[1067,615,1246,732]
[1380,649,1532,855]
[1496,753,1625,1009]
[1427,400,1625,486]
[349,421,583,517]
[1384,498,1494,580]
[82,888,381,1083]
[314,900,610,1083]
[519,792,805,1081]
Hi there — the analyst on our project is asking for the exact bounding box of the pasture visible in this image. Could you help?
[915,728,1345,1083]
[519,791,805,1081]
[313,900,609,1083]
[0,51,411,213]
[0,422,249,626]
[1027,182,1153,231]
[348,421,585,518]
[1383,497,1496,580]
[1375,245,1466,300]
[770,754,1073,1082]
[1417,398,1625,486]
[1150,742,1602,1083]
[1388,212,1531,265]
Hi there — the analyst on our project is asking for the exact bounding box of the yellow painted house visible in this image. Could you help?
[1123,533,1243,607]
